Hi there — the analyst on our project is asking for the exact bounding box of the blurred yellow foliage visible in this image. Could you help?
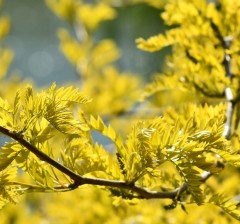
[46,0,117,31]
[58,29,120,75]
[0,16,10,40]
[76,3,117,32]
[82,66,140,116]
[58,28,91,67]
[0,49,13,80]
[45,0,77,22]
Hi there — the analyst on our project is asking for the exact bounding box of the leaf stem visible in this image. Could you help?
[7,181,73,192]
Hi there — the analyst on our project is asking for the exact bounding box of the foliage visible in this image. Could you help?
[137,0,240,99]
[0,0,240,223]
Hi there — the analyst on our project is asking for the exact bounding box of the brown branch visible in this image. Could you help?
[0,126,83,183]
[0,125,188,199]
[0,125,213,200]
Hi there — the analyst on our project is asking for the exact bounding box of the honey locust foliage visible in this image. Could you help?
[1,83,239,219]
[137,0,240,100]
[1,0,240,223]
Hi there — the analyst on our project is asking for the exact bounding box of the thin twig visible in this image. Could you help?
[7,181,73,192]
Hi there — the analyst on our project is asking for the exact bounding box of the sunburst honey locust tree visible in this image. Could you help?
[1,0,240,223]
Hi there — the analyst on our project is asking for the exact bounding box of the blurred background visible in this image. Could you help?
[2,0,168,86]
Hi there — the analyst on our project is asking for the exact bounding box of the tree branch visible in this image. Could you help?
[0,125,191,200]
[222,36,235,139]
[0,126,83,183]
[0,125,215,200]
[210,21,235,139]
